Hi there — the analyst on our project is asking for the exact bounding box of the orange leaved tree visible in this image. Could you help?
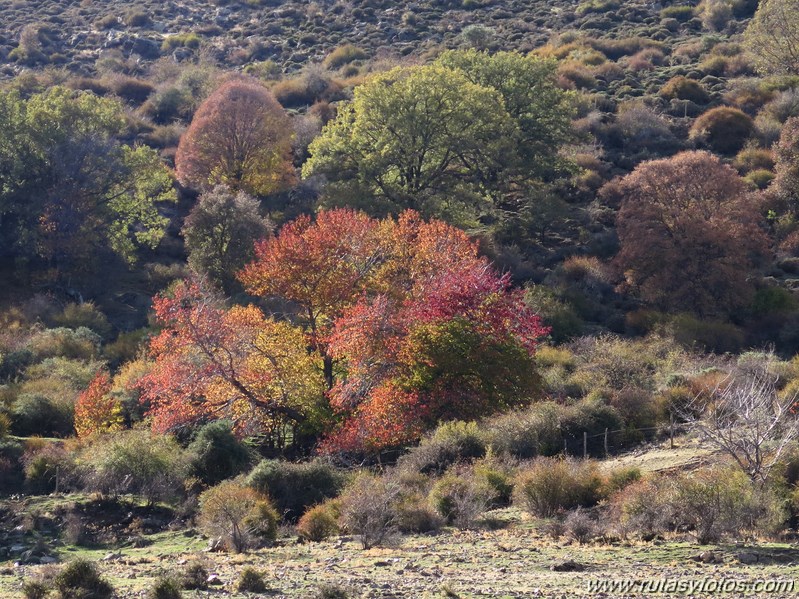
[175,77,295,196]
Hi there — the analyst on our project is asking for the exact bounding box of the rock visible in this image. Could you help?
[9,545,25,554]
[551,560,585,572]
[205,537,224,552]
[738,552,759,565]
[39,556,58,565]
[102,552,122,561]
[695,550,720,564]
[207,574,223,586]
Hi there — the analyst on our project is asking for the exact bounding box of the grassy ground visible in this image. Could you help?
[3,509,799,598]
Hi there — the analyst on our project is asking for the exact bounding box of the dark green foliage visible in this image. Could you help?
[236,567,267,593]
[247,459,345,521]
[148,577,182,599]
[11,393,74,438]
[54,559,114,599]
[397,421,487,475]
[22,580,49,599]
[179,562,207,591]
[188,420,252,486]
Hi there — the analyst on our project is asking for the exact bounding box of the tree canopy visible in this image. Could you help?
[303,54,571,225]
[0,87,176,270]
[744,0,799,75]
[144,209,548,452]
[175,78,295,197]
[607,151,770,316]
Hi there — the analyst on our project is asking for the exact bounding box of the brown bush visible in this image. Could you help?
[689,106,755,155]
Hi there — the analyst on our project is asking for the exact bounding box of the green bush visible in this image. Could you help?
[247,459,344,521]
[54,559,114,599]
[81,430,187,505]
[236,567,267,593]
[188,420,252,486]
[199,480,278,551]
[513,458,605,517]
[161,33,201,52]
[484,402,562,459]
[659,76,709,104]
[179,562,208,591]
[397,421,486,475]
[429,471,490,528]
[0,438,24,493]
[148,576,182,599]
[49,303,112,339]
[670,313,745,353]
[297,501,340,542]
[22,580,49,599]
[745,169,775,189]
[24,442,75,494]
[323,44,367,69]
[660,5,695,21]
[690,106,755,155]
[11,393,74,438]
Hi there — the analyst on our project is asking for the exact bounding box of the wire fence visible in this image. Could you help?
[562,417,687,459]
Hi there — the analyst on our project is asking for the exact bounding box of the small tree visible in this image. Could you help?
[182,185,272,292]
[745,0,799,75]
[198,480,278,552]
[176,78,295,196]
[74,371,123,438]
[683,367,799,486]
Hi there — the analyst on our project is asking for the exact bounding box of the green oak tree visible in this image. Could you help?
[0,87,175,272]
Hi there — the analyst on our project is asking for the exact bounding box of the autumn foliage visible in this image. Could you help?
[74,371,123,438]
[143,209,547,452]
[608,151,769,316]
[175,78,295,196]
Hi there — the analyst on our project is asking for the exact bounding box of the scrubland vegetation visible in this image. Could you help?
[4,0,799,596]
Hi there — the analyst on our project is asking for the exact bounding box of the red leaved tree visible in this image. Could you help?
[138,280,325,444]
[607,151,770,316]
[74,371,122,438]
[241,208,548,453]
[175,77,295,196]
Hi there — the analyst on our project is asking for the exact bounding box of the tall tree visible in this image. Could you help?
[744,0,799,75]
[0,87,175,271]
[182,185,272,293]
[175,78,295,196]
[139,280,326,443]
[607,151,770,316]
[302,65,521,224]
[435,49,574,180]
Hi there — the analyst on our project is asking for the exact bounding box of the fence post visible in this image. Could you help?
[604,428,609,457]
[670,412,675,449]
[583,431,588,459]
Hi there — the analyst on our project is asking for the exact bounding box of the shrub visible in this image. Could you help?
[473,454,516,507]
[161,33,200,52]
[22,580,49,599]
[513,458,605,517]
[670,313,745,353]
[659,76,709,104]
[484,402,562,459]
[297,502,340,542]
[199,480,278,552]
[745,169,775,189]
[24,442,75,493]
[429,471,491,528]
[690,107,755,155]
[315,584,350,599]
[398,420,487,475]
[660,5,695,21]
[54,559,114,599]
[247,459,344,521]
[394,493,444,534]
[565,508,596,544]
[236,567,267,593]
[323,44,367,69]
[672,467,784,544]
[50,303,112,339]
[81,429,187,505]
[611,478,674,539]
[187,420,252,486]
[603,466,642,496]
[179,562,208,591]
[109,77,155,105]
[11,393,74,438]
[148,576,182,599]
[338,474,400,549]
